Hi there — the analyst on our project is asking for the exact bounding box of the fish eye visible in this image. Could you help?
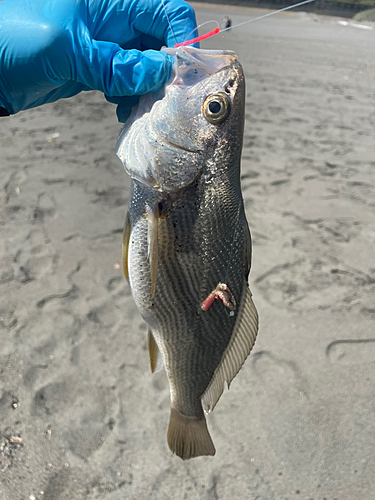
[203,93,231,124]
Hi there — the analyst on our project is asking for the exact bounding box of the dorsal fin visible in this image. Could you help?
[202,285,258,413]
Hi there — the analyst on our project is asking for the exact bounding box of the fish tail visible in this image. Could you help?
[167,407,215,460]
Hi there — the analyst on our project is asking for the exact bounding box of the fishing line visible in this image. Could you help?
[220,0,316,33]
[179,20,220,47]
[160,0,178,45]
[174,0,316,48]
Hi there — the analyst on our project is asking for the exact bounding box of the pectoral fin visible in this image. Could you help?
[148,329,163,373]
[122,213,131,281]
[147,203,159,297]
[202,283,259,413]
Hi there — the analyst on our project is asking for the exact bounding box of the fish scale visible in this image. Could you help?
[127,148,247,411]
[118,47,258,459]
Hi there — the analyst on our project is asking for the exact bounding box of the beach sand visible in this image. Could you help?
[1,3,375,499]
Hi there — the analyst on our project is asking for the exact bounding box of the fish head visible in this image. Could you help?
[116,47,245,193]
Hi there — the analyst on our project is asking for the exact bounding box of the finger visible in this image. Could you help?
[105,94,140,122]
[89,0,197,49]
[157,0,198,47]
[132,0,198,47]
[76,39,173,97]
[116,105,132,124]
[105,95,140,106]
[117,97,140,123]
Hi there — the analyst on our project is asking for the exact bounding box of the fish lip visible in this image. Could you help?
[160,137,202,154]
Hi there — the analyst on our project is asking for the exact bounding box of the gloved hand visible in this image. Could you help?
[0,0,197,121]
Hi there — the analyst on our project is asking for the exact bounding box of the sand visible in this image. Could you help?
[1,3,375,499]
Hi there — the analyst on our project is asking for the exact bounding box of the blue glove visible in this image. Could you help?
[0,0,197,121]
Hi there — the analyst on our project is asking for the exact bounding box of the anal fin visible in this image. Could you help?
[147,203,159,297]
[202,283,259,414]
[167,407,215,460]
[148,329,163,373]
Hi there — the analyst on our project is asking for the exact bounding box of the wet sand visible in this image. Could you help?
[1,3,375,499]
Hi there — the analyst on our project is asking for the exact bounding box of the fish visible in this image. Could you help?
[116,47,258,460]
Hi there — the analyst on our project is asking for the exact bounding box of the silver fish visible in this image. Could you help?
[116,47,258,460]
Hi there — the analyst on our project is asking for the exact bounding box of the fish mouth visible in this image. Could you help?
[161,137,202,154]
[163,46,238,76]
[163,46,238,89]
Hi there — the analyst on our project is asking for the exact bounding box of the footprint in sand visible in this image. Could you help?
[326,339,375,364]
[32,378,116,459]
[33,193,57,223]
[251,350,309,407]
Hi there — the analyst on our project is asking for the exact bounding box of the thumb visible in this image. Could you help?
[105,95,140,123]
[76,39,173,97]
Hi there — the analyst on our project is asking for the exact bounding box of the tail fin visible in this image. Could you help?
[167,407,216,460]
